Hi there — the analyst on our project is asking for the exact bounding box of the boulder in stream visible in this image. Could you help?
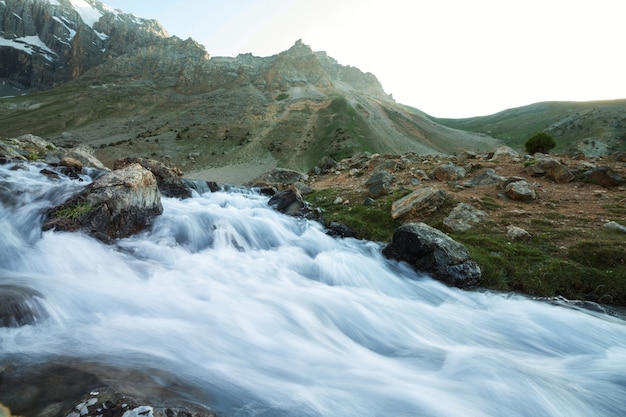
[383,222,482,288]
[114,157,192,199]
[42,163,163,242]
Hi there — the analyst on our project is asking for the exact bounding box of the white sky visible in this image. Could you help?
[103,0,626,118]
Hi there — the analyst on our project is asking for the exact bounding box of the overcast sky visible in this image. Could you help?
[103,0,625,118]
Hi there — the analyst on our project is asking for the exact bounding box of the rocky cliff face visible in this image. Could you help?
[0,0,171,91]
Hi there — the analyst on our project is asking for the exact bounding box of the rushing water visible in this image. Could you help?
[1,162,625,417]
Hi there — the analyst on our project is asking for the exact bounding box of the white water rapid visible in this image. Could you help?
[1,162,625,417]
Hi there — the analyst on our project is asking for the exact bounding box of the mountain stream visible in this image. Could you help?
[1,162,625,417]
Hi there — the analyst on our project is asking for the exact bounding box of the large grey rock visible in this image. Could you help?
[365,171,394,198]
[0,138,28,161]
[462,168,507,187]
[582,166,625,188]
[383,223,482,288]
[443,203,488,232]
[526,155,574,183]
[391,187,449,220]
[490,146,520,161]
[0,135,56,161]
[432,163,466,181]
[114,157,191,199]
[506,225,532,241]
[604,221,626,234]
[42,163,163,241]
[505,180,537,201]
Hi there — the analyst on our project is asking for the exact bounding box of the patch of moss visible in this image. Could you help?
[56,201,92,220]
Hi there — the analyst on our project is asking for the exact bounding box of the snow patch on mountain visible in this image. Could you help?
[94,30,109,41]
[52,16,77,41]
[69,0,103,28]
[0,35,57,60]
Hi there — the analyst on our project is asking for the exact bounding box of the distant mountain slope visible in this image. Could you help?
[0,1,502,182]
[432,100,626,155]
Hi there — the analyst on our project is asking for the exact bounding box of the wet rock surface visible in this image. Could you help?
[383,222,482,288]
[0,284,48,327]
[42,163,163,242]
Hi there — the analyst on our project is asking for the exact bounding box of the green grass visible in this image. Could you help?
[56,201,92,219]
[450,225,626,304]
[602,204,626,216]
[307,188,404,242]
[310,97,376,163]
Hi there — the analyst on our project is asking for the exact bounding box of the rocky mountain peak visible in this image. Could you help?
[283,38,313,57]
[262,39,390,99]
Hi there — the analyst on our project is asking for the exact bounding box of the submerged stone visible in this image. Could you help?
[0,284,48,327]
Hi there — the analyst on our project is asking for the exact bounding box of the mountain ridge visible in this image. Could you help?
[432,99,626,156]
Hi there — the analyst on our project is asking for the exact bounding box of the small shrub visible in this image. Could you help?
[525,132,556,154]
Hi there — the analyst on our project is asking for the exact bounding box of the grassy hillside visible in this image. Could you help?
[432,99,626,155]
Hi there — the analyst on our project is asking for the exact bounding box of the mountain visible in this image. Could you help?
[432,100,626,156]
[0,0,170,95]
[1,0,502,183]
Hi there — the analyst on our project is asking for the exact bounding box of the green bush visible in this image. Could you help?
[525,132,556,154]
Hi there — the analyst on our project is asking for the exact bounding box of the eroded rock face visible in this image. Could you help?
[383,222,482,288]
[0,0,172,90]
[42,163,162,241]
